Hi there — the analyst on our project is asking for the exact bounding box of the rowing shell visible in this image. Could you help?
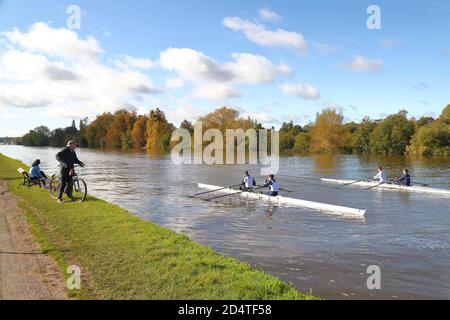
[321,178,450,196]
[198,183,366,218]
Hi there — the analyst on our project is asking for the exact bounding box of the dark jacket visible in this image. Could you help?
[398,173,411,186]
[56,147,82,170]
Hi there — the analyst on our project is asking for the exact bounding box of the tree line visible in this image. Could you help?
[279,104,449,156]
[19,104,450,156]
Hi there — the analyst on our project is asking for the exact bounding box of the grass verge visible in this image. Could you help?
[0,153,316,300]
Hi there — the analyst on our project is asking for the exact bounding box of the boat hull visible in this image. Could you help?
[198,183,366,218]
[321,179,450,196]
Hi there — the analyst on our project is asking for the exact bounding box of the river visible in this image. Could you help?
[1,145,449,299]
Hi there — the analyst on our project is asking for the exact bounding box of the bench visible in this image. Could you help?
[17,168,44,188]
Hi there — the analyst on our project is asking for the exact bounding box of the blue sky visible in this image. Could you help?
[0,0,449,136]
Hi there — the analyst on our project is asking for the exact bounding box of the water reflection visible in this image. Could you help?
[313,154,341,172]
[0,145,449,299]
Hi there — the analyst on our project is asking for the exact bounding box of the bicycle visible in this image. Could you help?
[49,165,88,202]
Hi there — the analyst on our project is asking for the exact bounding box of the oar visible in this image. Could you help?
[280,188,293,193]
[206,186,266,201]
[364,182,384,190]
[337,178,369,189]
[390,180,429,187]
[411,182,429,187]
[267,174,318,182]
[189,184,242,197]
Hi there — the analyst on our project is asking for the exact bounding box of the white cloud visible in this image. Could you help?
[165,77,184,89]
[116,55,155,70]
[193,83,241,101]
[0,23,161,118]
[2,22,102,60]
[160,48,291,100]
[280,83,321,100]
[0,50,78,82]
[258,9,282,23]
[338,55,383,73]
[160,48,232,83]
[166,101,209,123]
[242,111,279,124]
[222,17,308,53]
[226,53,291,84]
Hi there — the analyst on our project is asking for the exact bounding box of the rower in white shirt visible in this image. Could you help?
[373,166,388,183]
[264,175,280,196]
[241,171,257,191]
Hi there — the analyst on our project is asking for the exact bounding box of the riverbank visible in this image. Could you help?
[0,153,314,300]
[0,179,68,300]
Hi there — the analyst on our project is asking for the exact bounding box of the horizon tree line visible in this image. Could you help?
[17,104,450,157]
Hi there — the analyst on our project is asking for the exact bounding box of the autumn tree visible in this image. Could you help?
[131,115,149,149]
[84,112,115,148]
[201,107,257,132]
[146,109,176,152]
[293,132,311,153]
[103,110,136,148]
[310,108,344,153]
[180,120,194,135]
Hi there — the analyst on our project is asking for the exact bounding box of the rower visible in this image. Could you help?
[373,166,387,183]
[263,175,280,196]
[397,168,411,186]
[241,171,257,192]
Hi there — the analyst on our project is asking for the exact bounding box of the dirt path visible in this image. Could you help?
[0,180,68,300]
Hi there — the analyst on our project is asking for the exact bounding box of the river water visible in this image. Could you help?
[1,145,449,299]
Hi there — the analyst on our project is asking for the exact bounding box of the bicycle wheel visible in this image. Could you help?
[49,176,61,199]
[72,178,87,202]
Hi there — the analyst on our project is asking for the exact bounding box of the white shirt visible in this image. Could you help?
[243,176,255,189]
[270,180,280,192]
[374,171,387,183]
[265,179,280,192]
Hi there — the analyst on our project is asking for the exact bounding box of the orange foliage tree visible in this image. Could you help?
[310,108,344,153]
[105,110,137,149]
[131,115,149,149]
[146,109,175,152]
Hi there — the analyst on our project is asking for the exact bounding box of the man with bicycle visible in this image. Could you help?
[55,141,85,204]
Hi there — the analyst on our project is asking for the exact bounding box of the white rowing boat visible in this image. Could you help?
[198,183,366,218]
[321,178,450,196]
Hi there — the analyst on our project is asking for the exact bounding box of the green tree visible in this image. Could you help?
[352,120,378,154]
[369,111,415,155]
[293,132,311,153]
[146,109,176,152]
[21,126,51,146]
[408,105,450,156]
[441,104,450,124]
[49,129,66,147]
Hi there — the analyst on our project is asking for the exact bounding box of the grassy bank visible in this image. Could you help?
[0,153,315,300]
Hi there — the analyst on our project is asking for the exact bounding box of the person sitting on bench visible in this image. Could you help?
[29,159,48,185]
